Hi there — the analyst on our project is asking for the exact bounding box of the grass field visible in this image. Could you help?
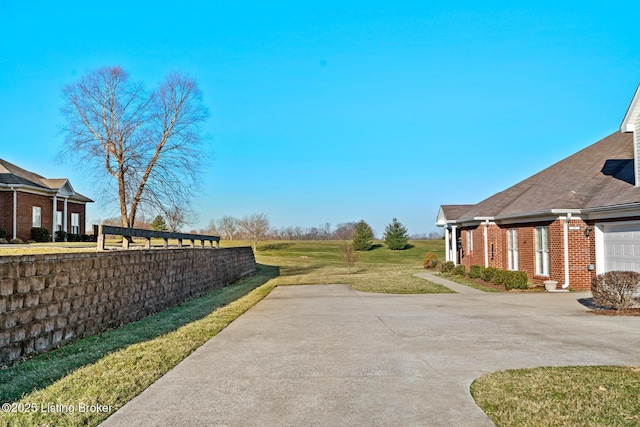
[248,239,452,294]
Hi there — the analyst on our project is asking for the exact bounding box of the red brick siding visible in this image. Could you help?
[0,191,87,241]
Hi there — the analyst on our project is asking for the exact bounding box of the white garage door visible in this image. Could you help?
[603,223,640,273]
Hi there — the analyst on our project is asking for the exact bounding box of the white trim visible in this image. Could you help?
[595,224,605,274]
[451,225,458,265]
[562,214,570,289]
[63,198,68,233]
[483,222,489,268]
[12,187,17,239]
[620,83,640,133]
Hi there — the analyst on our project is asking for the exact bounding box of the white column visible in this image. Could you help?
[444,227,451,262]
[451,225,458,266]
[484,221,489,268]
[63,198,68,233]
[52,195,57,239]
[12,188,17,239]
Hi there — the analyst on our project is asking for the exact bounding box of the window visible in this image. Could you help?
[32,206,42,227]
[56,211,63,231]
[535,226,549,276]
[507,229,518,270]
[467,230,473,253]
[71,213,80,234]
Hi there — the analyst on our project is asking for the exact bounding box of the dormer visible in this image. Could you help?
[621,84,640,187]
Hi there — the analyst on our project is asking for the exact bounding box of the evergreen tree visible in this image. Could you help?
[352,220,374,251]
[383,218,409,250]
[150,215,168,231]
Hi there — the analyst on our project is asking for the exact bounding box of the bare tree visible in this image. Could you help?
[60,66,208,231]
[204,219,219,236]
[217,215,238,240]
[163,205,195,233]
[334,222,357,240]
[237,213,270,252]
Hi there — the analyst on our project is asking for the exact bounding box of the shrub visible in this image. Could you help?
[0,238,8,244]
[493,270,508,285]
[0,227,6,239]
[453,264,466,276]
[591,271,640,310]
[440,261,455,274]
[10,238,24,244]
[54,230,68,242]
[30,227,50,242]
[505,271,528,290]
[423,252,439,269]
[481,267,498,282]
[81,234,95,242]
[469,265,485,279]
[67,233,82,242]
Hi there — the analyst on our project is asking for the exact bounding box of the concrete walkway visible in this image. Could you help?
[101,279,640,427]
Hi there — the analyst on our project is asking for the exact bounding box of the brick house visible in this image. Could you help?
[437,87,640,291]
[0,159,92,241]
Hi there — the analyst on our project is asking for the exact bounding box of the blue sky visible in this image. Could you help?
[2,1,640,236]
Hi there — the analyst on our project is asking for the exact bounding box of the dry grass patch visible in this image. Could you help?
[471,366,640,426]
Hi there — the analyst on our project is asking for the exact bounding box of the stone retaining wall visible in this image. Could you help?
[0,247,256,366]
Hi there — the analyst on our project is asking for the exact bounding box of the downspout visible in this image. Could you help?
[483,220,489,268]
[11,187,17,239]
[562,213,571,289]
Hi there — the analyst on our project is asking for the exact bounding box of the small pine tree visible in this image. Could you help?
[383,218,409,250]
[352,220,374,251]
[150,215,168,231]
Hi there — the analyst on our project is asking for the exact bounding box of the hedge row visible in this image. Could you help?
[440,262,529,290]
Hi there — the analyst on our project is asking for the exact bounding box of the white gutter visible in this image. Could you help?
[483,220,489,268]
[562,213,571,289]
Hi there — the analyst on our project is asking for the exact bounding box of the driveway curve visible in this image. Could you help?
[101,282,640,427]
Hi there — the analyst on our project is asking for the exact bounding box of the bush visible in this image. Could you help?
[440,261,455,274]
[453,264,466,276]
[505,271,528,290]
[469,265,485,279]
[423,252,439,269]
[0,238,8,244]
[493,270,508,285]
[81,234,95,242]
[54,230,68,242]
[0,227,6,239]
[10,238,24,244]
[30,227,50,242]
[67,233,82,242]
[481,267,498,282]
[591,271,640,310]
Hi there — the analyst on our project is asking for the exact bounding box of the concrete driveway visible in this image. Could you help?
[101,277,640,427]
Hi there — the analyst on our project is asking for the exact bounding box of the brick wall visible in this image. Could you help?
[0,247,256,366]
[0,191,88,241]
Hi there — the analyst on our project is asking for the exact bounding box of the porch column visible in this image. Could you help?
[52,195,57,239]
[451,225,458,266]
[444,227,451,262]
[12,187,17,239]
[63,198,68,233]
[483,221,489,268]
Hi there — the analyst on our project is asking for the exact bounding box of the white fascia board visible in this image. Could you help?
[620,84,640,133]
[582,202,640,220]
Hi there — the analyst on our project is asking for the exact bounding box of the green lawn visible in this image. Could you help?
[249,239,451,293]
[472,366,640,426]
